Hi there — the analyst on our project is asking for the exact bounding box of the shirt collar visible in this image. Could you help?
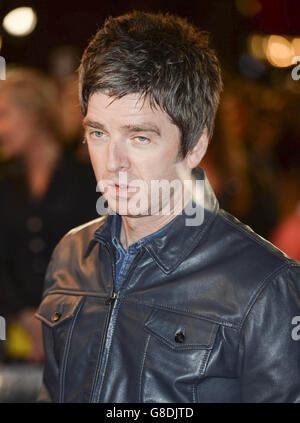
[111,211,177,254]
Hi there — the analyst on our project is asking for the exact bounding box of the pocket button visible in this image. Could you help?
[175,331,185,343]
[51,311,62,322]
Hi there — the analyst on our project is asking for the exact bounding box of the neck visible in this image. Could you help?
[120,213,177,250]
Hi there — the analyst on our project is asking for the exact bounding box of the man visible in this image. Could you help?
[36,11,300,402]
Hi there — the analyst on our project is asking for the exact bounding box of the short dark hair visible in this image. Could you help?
[79,11,223,157]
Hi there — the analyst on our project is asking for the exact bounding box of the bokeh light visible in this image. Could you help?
[266,35,295,68]
[2,7,37,37]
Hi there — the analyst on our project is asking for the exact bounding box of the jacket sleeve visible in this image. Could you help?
[238,264,300,402]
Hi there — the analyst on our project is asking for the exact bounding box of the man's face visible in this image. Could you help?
[84,92,191,216]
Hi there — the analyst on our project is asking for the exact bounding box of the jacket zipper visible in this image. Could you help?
[90,245,116,403]
[90,246,141,402]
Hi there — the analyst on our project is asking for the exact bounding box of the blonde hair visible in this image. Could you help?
[1,67,62,140]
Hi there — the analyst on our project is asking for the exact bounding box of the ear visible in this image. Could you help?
[184,128,209,170]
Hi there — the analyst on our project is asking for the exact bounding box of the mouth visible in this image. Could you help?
[110,183,138,196]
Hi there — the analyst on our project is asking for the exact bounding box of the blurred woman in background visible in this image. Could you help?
[0,68,97,362]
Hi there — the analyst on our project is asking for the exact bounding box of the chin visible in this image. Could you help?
[112,206,150,217]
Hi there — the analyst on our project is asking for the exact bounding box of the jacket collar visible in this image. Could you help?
[89,168,219,274]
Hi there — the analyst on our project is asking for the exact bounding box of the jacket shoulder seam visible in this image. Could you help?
[239,262,294,333]
[218,209,290,263]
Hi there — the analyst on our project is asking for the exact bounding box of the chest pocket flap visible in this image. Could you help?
[144,308,218,350]
[35,293,83,328]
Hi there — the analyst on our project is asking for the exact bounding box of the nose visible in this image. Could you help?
[105,139,130,173]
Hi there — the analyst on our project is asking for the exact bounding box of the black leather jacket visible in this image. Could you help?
[36,171,300,402]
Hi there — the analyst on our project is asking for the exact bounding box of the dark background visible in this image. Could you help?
[0,0,299,75]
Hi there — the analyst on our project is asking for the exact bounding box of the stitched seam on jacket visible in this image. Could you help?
[42,289,108,299]
[199,349,210,374]
[93,296,122,403]
[288,264,300,270]
[239,262,292,331]
[218,210,291,262]
[236,264,296,372]
[192,384,197,403]
[139,334,150,403]
[89,298,113,403]
[145,326,212,350]
[122,298,240,330]
[59,297,84,403]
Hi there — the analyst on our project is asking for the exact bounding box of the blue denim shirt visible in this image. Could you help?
[111,214,175,291]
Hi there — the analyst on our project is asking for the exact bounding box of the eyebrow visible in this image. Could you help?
[82,119,161,136]
[122,124,161,136]
[82,119,106,131]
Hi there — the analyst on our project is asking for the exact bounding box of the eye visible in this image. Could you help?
[91,130,105,139]
[134,136,150,144]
